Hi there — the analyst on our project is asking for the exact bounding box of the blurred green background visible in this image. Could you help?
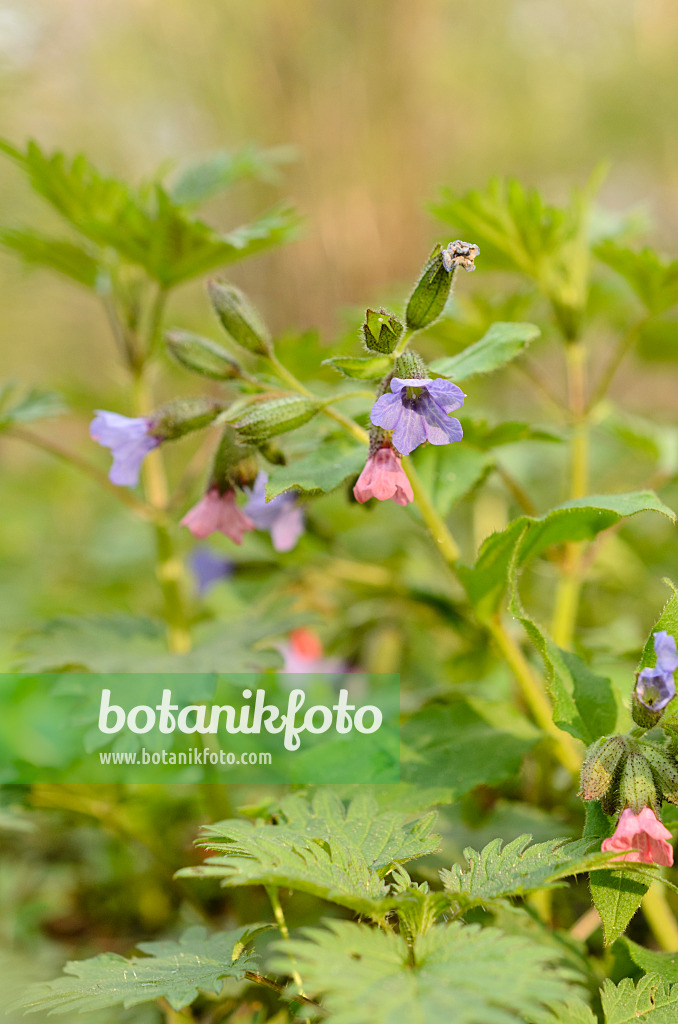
[1,0,678,665]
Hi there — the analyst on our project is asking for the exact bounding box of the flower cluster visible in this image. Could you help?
[370,377,465,457]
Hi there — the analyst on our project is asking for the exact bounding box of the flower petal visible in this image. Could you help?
[423,378,466,412]
[391,405,428,455]
[370,392,404,432]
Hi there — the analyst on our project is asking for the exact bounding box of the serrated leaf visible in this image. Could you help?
[596,241,678,315]
[441,834,625,910]
[266,441,366,499]
[178,792,439,916]
[401,698,539,795]
[601,974,678,1023]
[169,144,296,206]
[622,938,678,984]
[584,803,650,946]
[271,919,583,1024]
[430,321,540,380]
[460,491,675,619]
[322,355,393,379]
[0,228,101,288]
[532,999,598,1024]
[0,382,66,431]
[12,925,260,1015]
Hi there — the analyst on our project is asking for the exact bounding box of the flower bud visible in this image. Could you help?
[619,750,660,815]
[363,308,404,354]
[152,398,224,441]
[166,329,244,381]
[579,736,627,802]
[235,397,321,445]
[211,426,258,490]
[640,743,678,806]
[631,691,666,730]
[394,351,427,379]
[208,280,272,356]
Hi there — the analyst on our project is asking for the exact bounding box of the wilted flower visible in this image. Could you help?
[441,240,480,273]
[370,377,465,456]
[244,473,305,553]
[280,628,346,675]
[190,548,234,595]
[601,806,674,866]
[90,410,161,487]
[180,488,254,544]
[636,630,678,711]
[353,446,414,506]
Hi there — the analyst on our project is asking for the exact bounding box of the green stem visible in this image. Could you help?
[392,327,414,357]
[642,883,678,952]
[402,457,461,564]
[266,886,308,1004]
[588,321,643,412]
[486,615,582,774]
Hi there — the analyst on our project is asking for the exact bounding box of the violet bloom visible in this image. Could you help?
[181,488,254,544]
[190,548,234,595]
[370,377,465,456]
[636,630,678,711]
[602,807,674,866]
[90,410,161,487]
[245,473,305,553]
[353,446,414,506]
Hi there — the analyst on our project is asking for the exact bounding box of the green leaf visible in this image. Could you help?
[460,491,676,619]
[441,834,625,910]
[603,410,678,479]
[596,241,678,315]
[532,1000,598,1024]
[322,354,393,379]
[0,382,66,431]
[0,228,101,288]
[178,792,440,916]
[265,441,366,499]
[622,938,678,984]
[413,444,493,515]
[601,974,678,1023]
[462,417,563,450]
[429,321,540,380]
[169,144,296,206]
[401,698,539,796]
[271,919,583,1024]
[12,925,260,1014]
[584,803,650,946]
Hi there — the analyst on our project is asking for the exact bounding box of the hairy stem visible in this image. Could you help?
[266,886,308,1004]
[402,457,461,564]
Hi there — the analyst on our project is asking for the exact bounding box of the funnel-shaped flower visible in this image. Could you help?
[353,446,414,506]
[370,377,465,456]
[244,473,305,553]
[602,806,674,866]
[90,410,161,487]
[181,488,254,544]
[636,630,678,711]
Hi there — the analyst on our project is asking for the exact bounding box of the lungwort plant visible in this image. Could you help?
[4,149,678,1021]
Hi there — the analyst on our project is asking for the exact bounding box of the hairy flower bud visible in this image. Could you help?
[208,280,272,356]
[619,750,660,815]
[640,743,678,806]
[363,308,404,354]
[211,426,258,490]
[405,246,452,332]
[579,736,627,802]
[235,397,321,445]
[166,329,244,381]
[394,351,427,380]
[152,398,224,441]
[631,691,666,730]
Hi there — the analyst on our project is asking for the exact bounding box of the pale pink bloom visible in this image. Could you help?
[279,628,346,674]
[180,488,254,544]
[601,807,674,866]
[353,447,414,506]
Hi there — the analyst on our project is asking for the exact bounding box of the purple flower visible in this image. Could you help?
[636,630,678,711]
[190,548,234,595]
[244,473,305,553]
[90,410,160,487]
[370,377,465,456]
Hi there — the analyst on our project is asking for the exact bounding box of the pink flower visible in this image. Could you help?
[601,807,674,866]
[353,447,414,506]
[180,488,254,544]
[279,628,346,674]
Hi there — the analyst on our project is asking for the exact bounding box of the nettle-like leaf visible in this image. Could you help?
[270,919,583,1024]
[441,834,623,911]
[600,974,678,1023]
[429,321,540,380]
[168,143,296,207]
[13,925,261,1015]
[532,1000,598,1024]
[584,802,651,946]
[0,382,66,432]
[460,491,675,620]
[0,140,300,287]
[596,241,678,315]
[265,440,366,499]
[622,938,678,985]
[0,228,102,288]
[178,791,439,916]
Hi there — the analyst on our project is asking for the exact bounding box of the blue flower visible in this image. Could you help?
[369,377,465,456]
[190,548,234,595]
[244,473,305,552]
[636,630,678,711]
[90,410,161,487]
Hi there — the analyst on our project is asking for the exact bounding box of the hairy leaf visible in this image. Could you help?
[0,228,101,288]
[596,241,678,315]
[178,791,439,915]
[271,919,583,1024]
[323,355,393,379]
[430,321,540,380]
[585,803,650,946]
[622,938,678,985]
[601,974,678,1023]
[13,925,260,1014]
[266,441,366,499]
